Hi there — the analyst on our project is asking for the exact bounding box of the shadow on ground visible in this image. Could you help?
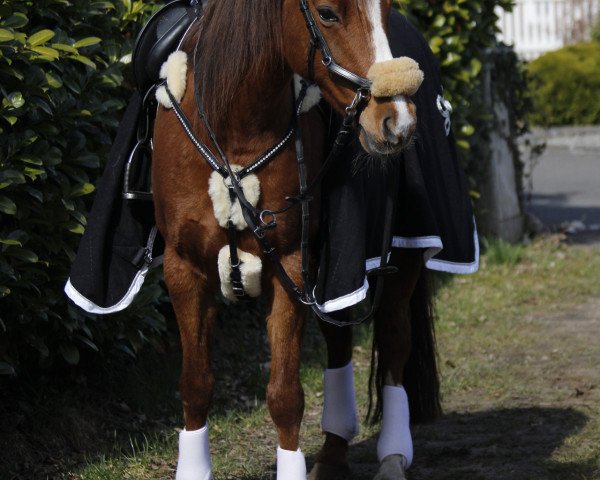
[230,407,591,480]
[528,193,600,230]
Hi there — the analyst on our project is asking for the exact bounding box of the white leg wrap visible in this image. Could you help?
[176,425,214,480]
[377,385,413,467]
[321,362,359,441]
[277,446,307,480]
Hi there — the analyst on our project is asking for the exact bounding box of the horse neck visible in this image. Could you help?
[214,69,294,161]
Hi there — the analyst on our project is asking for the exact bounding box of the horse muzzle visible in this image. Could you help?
[358,57,423,157]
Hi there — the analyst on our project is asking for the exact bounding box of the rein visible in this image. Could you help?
[164,0,399,326]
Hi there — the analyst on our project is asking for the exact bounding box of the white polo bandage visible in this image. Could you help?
[176,425,213,480]
[277,446,307,480]
[377,385,413,466]
[321,361,359,441]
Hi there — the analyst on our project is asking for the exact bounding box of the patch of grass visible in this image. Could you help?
[482,238,526,266]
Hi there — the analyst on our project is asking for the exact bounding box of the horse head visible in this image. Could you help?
[283,0,422,157]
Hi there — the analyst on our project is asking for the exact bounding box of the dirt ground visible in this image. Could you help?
[348,284,599,479]
[305,240,600,480]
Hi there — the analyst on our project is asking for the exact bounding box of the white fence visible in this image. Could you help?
[496,0,600,59]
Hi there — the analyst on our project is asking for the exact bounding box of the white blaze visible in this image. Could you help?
[366,0,414,140]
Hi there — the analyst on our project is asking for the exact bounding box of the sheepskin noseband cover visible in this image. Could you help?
[367,57,424,98]
[156,51,188,108]
[208,167,260,231]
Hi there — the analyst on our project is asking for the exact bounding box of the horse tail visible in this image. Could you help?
[368,269,442,424]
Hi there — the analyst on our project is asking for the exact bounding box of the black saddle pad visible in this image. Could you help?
[66,9,478,314]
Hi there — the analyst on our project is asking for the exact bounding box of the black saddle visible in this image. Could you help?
[132,0,199,93]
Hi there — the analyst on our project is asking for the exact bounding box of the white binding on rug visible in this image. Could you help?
[218,246,262,301]
[176,425,214,480]
[208,167,260,230]
[277,446,307,480]
[321,362,359,441]
[156,51,188,109]
[377,385,413,467]
[294,74,322,113]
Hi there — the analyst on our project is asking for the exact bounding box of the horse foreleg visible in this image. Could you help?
[164,247,216,480]
[266,271,307,480]
[309,322,355,480]
[373,249,424,480]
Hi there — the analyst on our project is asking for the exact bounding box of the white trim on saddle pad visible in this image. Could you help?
[315,221,480,313]
[64,266,150,315]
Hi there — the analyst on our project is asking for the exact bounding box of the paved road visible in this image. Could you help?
[525,127,600,232]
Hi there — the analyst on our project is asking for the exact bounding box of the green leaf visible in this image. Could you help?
[0,28,14,42]
[69,54,96,69]
[46,72,63,88]
[66,222,84,234]
[59,343,80,365]
[2,13,28,29]
[456,139,470,151]
[3,115,18,126]
[0,170,26,187]
[17,156,43,166]
[7,91,24,109]
[23,167,46,181]
[0,239,22,247]
[51,43,78,54]
[0,362,16,376]
[461,124,475,136]
[6,248,38,263]
[73,37,102,48]
[28,29,55,47]
[76,335,99,352]
[70,182,95,197]
[0,195,17,215]
[29,46,60,60]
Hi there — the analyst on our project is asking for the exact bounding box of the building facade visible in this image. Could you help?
[496,0,600,59]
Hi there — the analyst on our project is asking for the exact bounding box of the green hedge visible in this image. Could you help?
[0,0,165,375]
[1,0,527,375]
[528,42,600,126]
[398,0,530,197]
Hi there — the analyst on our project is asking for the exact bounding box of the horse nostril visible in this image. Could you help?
[383,116,400,144]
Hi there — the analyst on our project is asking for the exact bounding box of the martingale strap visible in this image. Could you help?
[161,0,398,321]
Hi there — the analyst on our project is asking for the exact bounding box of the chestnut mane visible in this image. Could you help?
[187,0,285,130]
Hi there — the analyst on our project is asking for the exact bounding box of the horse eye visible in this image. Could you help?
[317,7,339,23]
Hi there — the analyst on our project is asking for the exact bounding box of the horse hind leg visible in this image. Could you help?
[164,246,216,480]
[309,321,356,480]
[372,248,439,480]
[266,269,308,480]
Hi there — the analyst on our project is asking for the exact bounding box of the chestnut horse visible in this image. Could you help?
[152,0,439,478]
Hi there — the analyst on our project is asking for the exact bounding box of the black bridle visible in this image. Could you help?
[163,0,398,326]
[299,0,372,92]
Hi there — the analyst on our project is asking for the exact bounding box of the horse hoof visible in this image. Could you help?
[308,462,351,480]
[373,454,408,480]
